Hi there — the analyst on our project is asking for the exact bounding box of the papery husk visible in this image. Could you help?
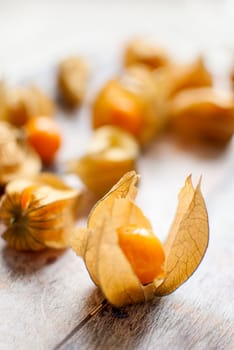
[72,173,161,306]
[168,88,234,144]
[155,176,209,295]
[67,127,139,197]
[69,156,137,198]
[58,56,90,106]
[71,172,158,306]
[124,38,169,70]
[0,173,80,251]
[88,171,139,226]
[71,172,209,307]
[0,121,41,185]
[71,171,139,285]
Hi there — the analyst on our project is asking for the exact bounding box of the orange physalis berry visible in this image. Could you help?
[25,116,62,164]
[93,80,143,137]
[117,224,165,285]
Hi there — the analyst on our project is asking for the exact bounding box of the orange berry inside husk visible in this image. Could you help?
[93,80,143,137]
[25,116,62,164]
[117,224,165,285]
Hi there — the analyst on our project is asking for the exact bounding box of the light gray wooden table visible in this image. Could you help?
[0,1,234,349]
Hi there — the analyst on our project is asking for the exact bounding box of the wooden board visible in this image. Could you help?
[0,57,234,350]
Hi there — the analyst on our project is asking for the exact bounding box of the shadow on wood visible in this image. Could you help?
[2,245,67,275]
[58,296,164,350]
[144,133,233,161]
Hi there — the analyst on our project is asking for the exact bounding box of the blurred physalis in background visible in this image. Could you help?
[67,126,139,197]
[25,116,62,165]
[93,65,163,146]
[0,81,54,126]
[57,56,90,107]
[0,121,41,186]
[124,37,169,70]
[153,56,212,100]
[93,54,215,147]
[168,88,234,145]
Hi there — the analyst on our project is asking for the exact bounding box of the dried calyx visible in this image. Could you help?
[0,173,80,251]
[71,171,209,307]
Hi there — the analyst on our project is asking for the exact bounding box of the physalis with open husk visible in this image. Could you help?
[0,173,80,251]
[92,65,165,146]
[71,171,209,307]
[0,121,41,186]
[67,126,139,197]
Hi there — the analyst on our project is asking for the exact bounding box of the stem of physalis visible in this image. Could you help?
[53,299,108,350]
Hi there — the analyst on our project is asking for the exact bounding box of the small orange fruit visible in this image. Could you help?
[25,116,62,164]
[93,80,143,137]
[117,224,165,285]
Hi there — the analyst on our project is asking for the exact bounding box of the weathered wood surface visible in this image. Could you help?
[1,3,234,347]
